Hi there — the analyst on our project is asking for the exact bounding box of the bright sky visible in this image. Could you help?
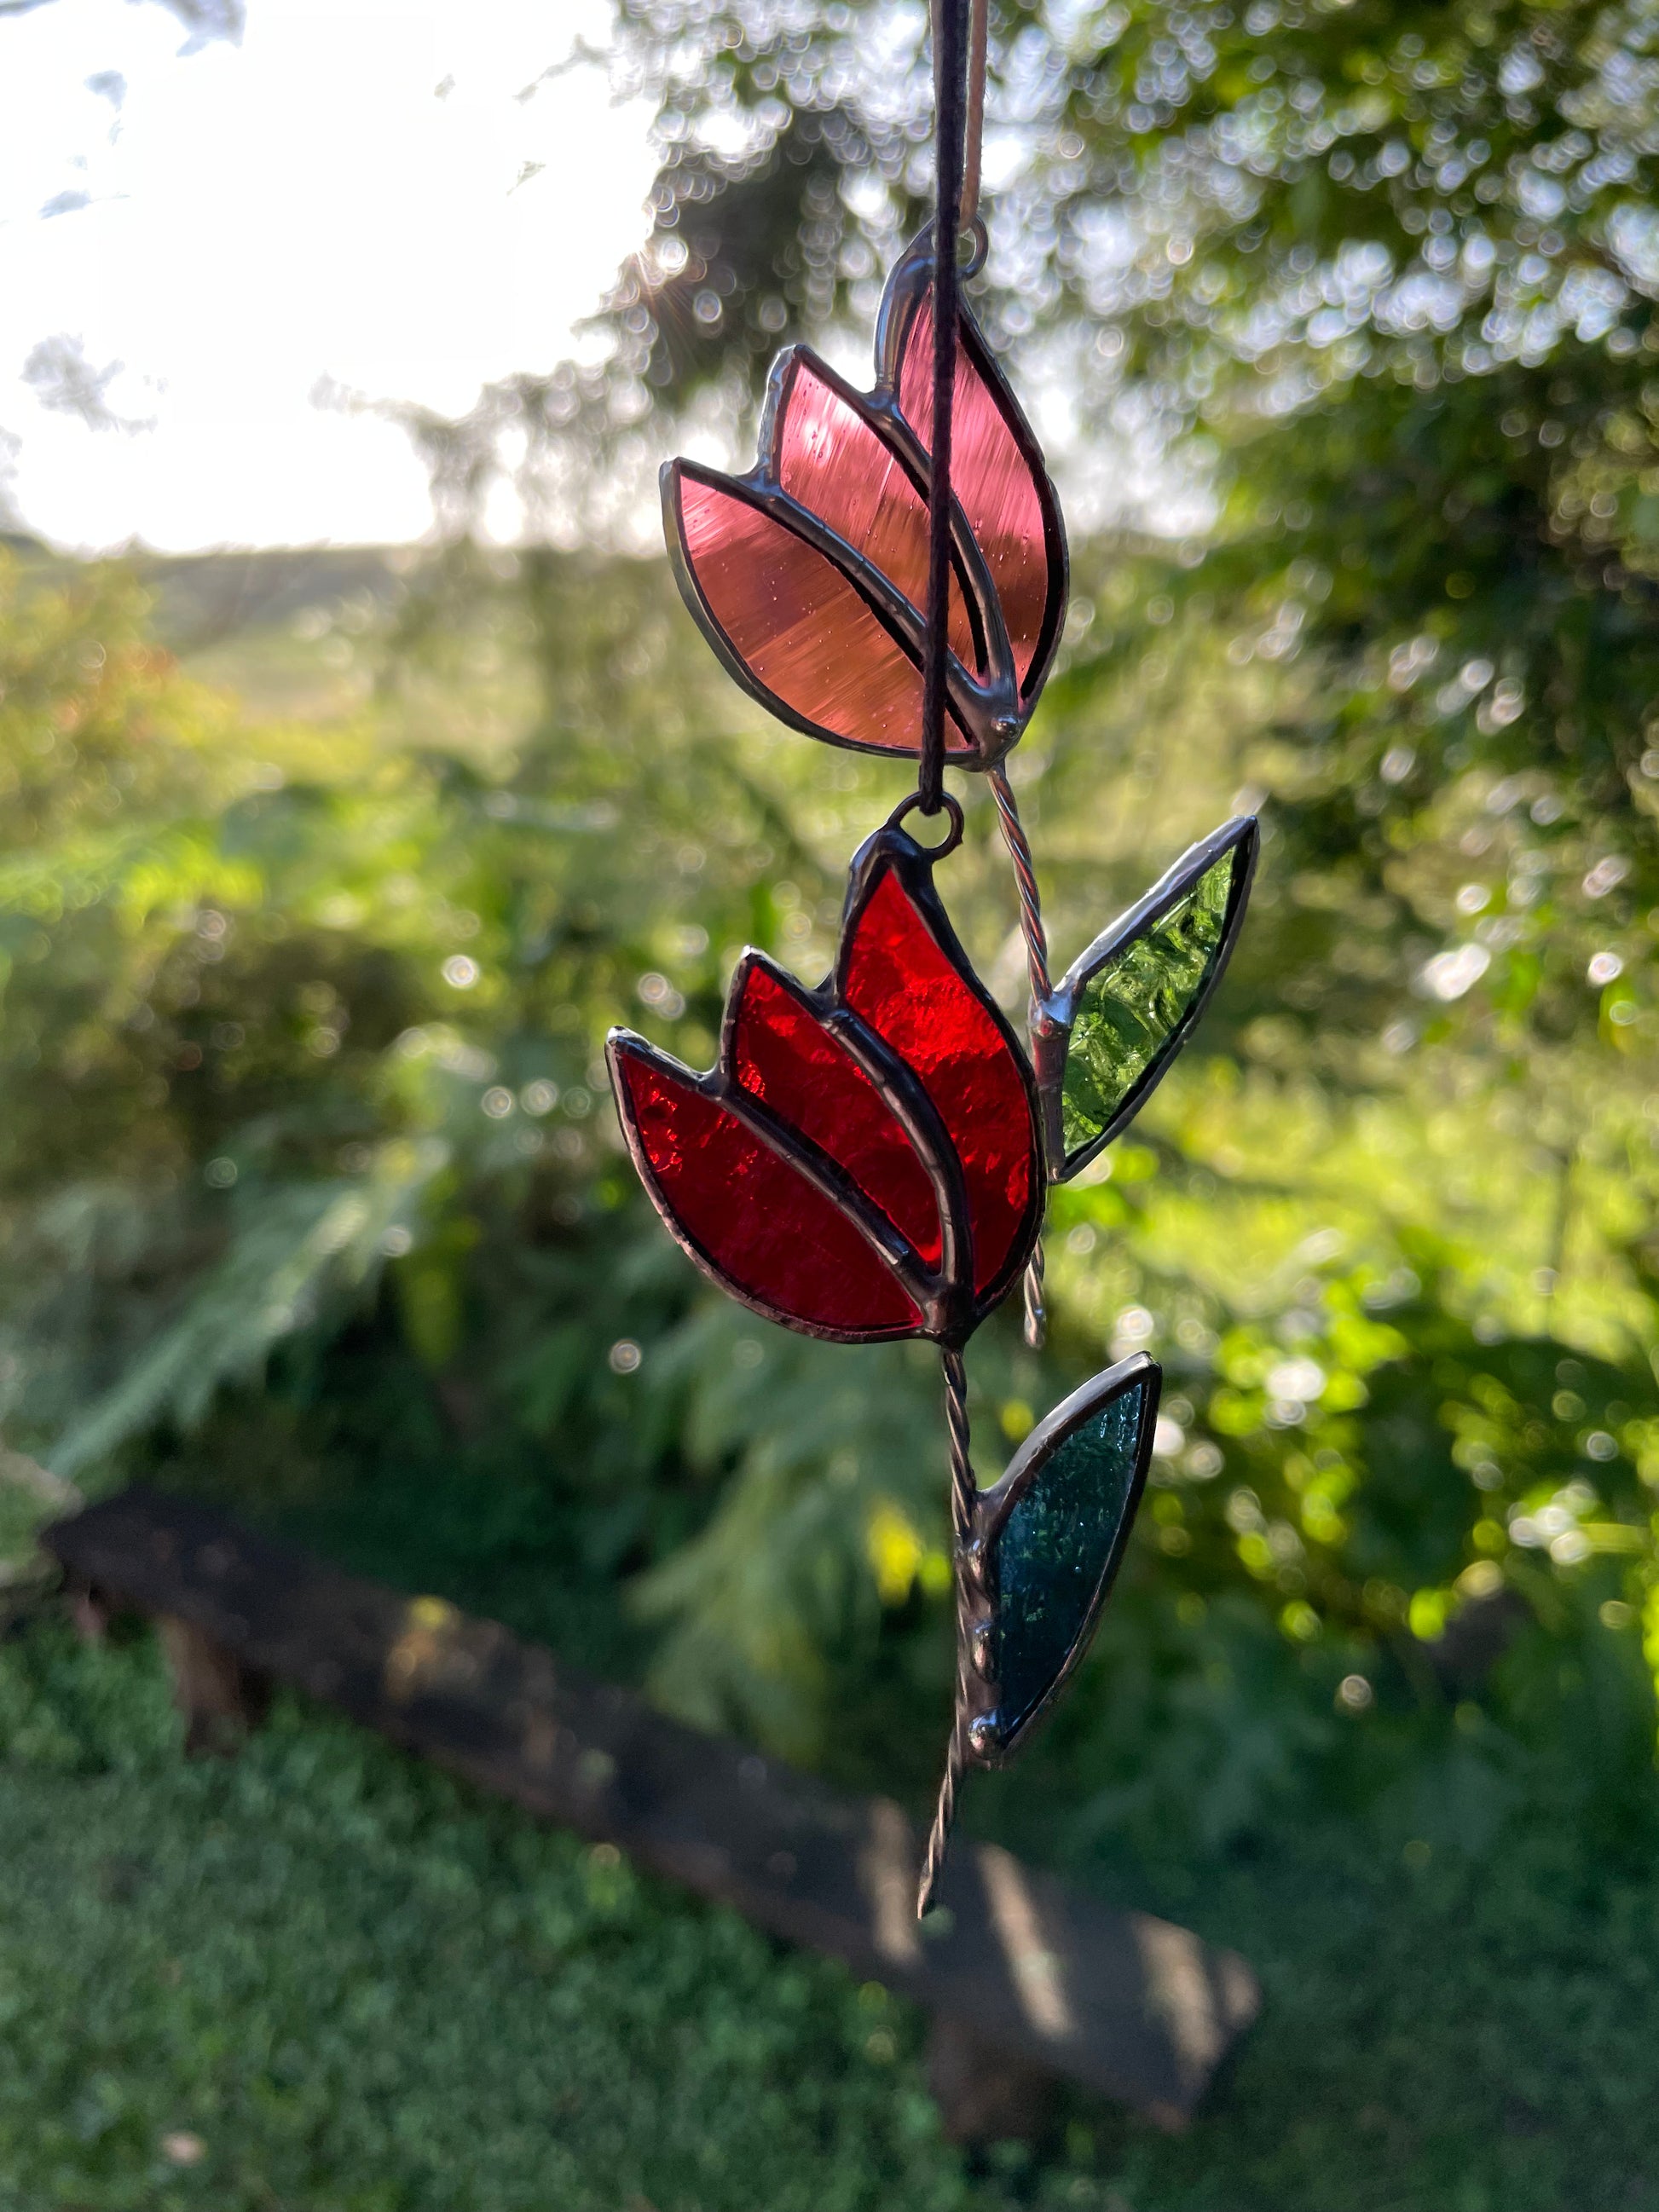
[0,0,658,550]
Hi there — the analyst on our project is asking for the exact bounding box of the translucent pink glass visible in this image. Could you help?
[775,361,980,673]
[897,306,1051,694]
[677,475,974,756]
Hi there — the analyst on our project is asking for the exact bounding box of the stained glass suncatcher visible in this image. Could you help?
[610,0,1257,1915]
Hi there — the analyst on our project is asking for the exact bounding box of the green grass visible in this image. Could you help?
[0,1624,980,2212]
[5,1617,1659,2212]
[1117,1828,1659,2212]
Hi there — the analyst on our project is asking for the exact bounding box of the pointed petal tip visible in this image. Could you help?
[613,1031,926,1343]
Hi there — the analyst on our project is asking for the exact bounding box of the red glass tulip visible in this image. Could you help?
[607,821,1043,1345]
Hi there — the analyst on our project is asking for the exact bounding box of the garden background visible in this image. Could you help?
[5,0,1659,2205]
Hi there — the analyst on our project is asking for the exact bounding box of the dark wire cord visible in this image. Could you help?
[916,0,968,817]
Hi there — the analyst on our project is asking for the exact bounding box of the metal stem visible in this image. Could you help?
[990,765,1051,1349]
[989,763,1051,1002]
[918,1345,978,1918]
[1021,1238,1046,1350]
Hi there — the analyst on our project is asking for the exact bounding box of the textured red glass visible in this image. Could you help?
[896,306,1052,694]
[845,867,1035,1297]
[616,1051,922,1334]
[731,962,944,1268]
[775,359,980,673]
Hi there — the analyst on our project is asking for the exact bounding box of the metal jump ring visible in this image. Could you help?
[925,214,989,281]
[887,788,966,858]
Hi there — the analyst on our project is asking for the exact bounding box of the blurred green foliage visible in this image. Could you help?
[4,460,1659,1855]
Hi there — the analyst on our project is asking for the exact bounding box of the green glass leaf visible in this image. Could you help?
[1053,823,1254,1173]
[985,1358,1157,1747]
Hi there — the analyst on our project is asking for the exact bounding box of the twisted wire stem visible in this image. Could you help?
[1021,1239,1047,1349]
[917,1346,978,1918]
[990,766,1051,1350]
[988,766,1051,1003]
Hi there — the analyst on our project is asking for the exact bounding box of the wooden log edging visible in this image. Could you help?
[42,1486,1258,2134]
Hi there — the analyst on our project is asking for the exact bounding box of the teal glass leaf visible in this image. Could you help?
[985,1357,1157,1748]
[1046,818,1255,1178]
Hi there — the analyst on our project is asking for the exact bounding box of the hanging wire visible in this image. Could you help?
[916,0,969,816]
[921,0,1053,1350]
[953,0,1054,1347]
[934,0,987,228]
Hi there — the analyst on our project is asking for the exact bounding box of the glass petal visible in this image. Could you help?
[611,1042,922,1338]
[774,357,981,673]
[844,861,1037,1301]
[1054,822,1256,1177]
[731,960,943,1268]
[895,305,1062,696]
[671,469,974,759]
[986,1359,1157,1747]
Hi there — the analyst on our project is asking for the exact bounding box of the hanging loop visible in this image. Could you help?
[920,211,987,279]
[887,788,965,858]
